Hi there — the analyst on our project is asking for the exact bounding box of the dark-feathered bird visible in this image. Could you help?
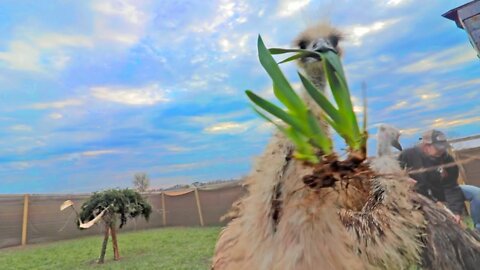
[212,24,480,270]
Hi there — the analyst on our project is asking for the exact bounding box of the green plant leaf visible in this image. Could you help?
[293,152,319,163]
[278,53,304,64]
[333,71,361,140]
[268,48,316,55]
[272,83,306,119]
[251,106,285,131]
[247,37,368,162]
[257,36,305,116]
[324,52,361,144]
[299,72,349,137]
[252,108,318,163]
[321,50,346,80]
[298,72,341,124]
[284,127,319,163]
[306,111,331,154]
[322,58,361,150]
[246,90,308,135]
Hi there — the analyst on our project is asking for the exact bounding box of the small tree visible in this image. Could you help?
[75,189,152,263]
[133,172,150,192]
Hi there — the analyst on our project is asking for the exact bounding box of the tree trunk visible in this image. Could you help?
[110,225,120,260]
[98,224,110,264]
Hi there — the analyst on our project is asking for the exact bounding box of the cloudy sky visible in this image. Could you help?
[1,0,479,193]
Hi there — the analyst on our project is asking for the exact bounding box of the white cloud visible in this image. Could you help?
[92,0,149,45]
[91,83,170,105]
[9,125,32,132]
[382,83,443,114]
[53,149,123,162]
[49,113,63,120]
[217,33,252,60]
[0,33,93,72]
[184,72,230,91]
[0,161,32,171]
[400,127,420,136]
[164,145,192,153]
[191,0,249,33]
[29,99,84,110]
[219,38,231,51]
[81,149,121,157]
[419,93,439,100]
[258,9,265,17]
[236,17,247,24]
[186,75,209,89]
[353,105,364,113]
[430,116,480,129]
[156,161,211,174]
[347,19,400,46]
[50,54,71,70]
[93,1,144,25]
[0,0,150,73]
[225,34,249,51]
[350,95,365,114]
[95,28,140,45]
[277,0,311,17]
[190,54,208,64]
[385,0,411,7]
[443,78,480,91]
[0,42,42,72]
[187,109,250,125]
[34,34,93,49]
[413,83,440,100]
[386,100,408,111]
[398,44,477,73]
[204,121,249,134]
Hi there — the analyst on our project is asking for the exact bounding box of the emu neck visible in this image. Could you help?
[377,138,392,157]
[307,72,327,94]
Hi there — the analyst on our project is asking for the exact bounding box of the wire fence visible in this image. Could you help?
[0,184,246,249]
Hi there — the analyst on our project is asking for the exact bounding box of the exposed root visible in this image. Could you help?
[302,154,373,198]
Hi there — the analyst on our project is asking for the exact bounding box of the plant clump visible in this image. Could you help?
[246,36,370,191]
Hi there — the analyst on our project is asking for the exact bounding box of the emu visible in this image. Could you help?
[212,24,480,270]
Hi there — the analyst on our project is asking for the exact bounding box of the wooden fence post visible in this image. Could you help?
[451,150,470,215]
[194,188,204,226]
[452,150,469,185]
[161,192,167,226]
[21,194,30,246]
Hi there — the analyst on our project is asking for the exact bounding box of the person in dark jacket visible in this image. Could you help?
[398,129,465,220]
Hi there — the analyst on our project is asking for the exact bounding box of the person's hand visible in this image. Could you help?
[453,214,461,224]
[436,202,462,224]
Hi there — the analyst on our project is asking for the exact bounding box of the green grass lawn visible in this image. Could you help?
[0,227,221,270]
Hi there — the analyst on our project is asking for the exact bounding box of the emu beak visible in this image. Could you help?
[312,38,337,54]
[391,140,402,151]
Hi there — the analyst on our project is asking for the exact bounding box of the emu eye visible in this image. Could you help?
[329,34,340,47]
[297,40,308,49]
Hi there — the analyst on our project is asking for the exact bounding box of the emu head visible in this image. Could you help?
[293,23,343,88]
[377,124,402,156]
